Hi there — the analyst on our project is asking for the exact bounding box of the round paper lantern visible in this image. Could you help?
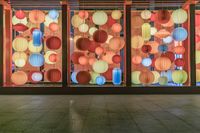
[174,46,185,54]
[71,52,84,64]
[71,72,78,83]
[111,10,122,20]
[96,76,106,85]
[12,37,28,52]
[158,44,168,52]
[89,27,98,36]
[11,71,28,85]
[88,41,100,53]
[12,52,27,62]
[162,51,175,62]
[165,70,173,82]
[29,71,43,82]
[93,30,108,43]
[156,10,170,24]
[131,71,141,84]
[32,29,42,46]
[28,40,42,53]
[161,17,174,27]
[95,47,104,55]
[155,57,172,71]
[109,37,124,51]
[175,58,185,67]
[196,69,200,82]
[15,10,26,19]
[142,23,151,41]
[172,70,188,84]
[89,58,96,65]
[47,69,61,82]
[46,36,61,50]
[102,68,113,80]
[172,27,188,41]
[132,55,142,65]
[139,70,154,85]
[150,27,157,35]
[154,29,170,39]
[146,41,159,54]
[106,16,116,27]
[196,51,200,64]
[71,15,84,28]
[48,10,59,20]
[78,10,89,19]
[172,9,187,24]
[13,24,28,32]
[131,16,144,28]
[152,71,160,84]
[76,37,90,51]
[92,11,108,25]
[44,51,57,64]
[12,16,27,25]
[14,59,26,67]
[93,60,108,73]
[142,58,152,67]
[76,71,91,84]
[89,71,100,84]
[78,23,89,33]
[29,10,45,24]
[158,76,168,85]
[29,53,44,67]
[49,22,59,32]
[141,10,151,19]
[131,36,144,49]
[163,36,173,44]
[44,15,58,27]
[112,55,121,64]
[111,23,122,33]
[49,54,57,62]
[142,45,152,53]
[102,51,115,64]
[78,56,88,65]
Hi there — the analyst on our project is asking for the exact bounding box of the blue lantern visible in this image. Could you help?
[158,44,168,52]
[142,58,152,67]
[112,68,122,85]
[165,70,173,82]
[29,53,44,67]
[163,36,173,44]
[32,29,42,46]
[48,10,59,20]
[71,72,78,83]
[31,72,43,82]
[172,27,188,41]
[96,76,106,85]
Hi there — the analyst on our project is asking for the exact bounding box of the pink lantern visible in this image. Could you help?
[88,57,96,65]
[49,22,59,32]
[95,47,104,55]
[111,23,122,33]
[78,56,88,65]
[78,10,89,19]
[15,10,26,19]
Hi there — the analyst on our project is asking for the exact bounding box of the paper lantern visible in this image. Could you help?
[141,10,151,20]
[161,17,174,27]
[89,58,96,65]
[46,36,61,50]
[12,37,28,52]
[12,52,27,62]
[102,68,113,80]
[78,23,89,33]
[139,70,154,85]
[29,71,43,83]
[142,23,151,41]
[76,37,90,51]
[142,45,152,53]
[111,23,122,33]
[71,52,84,64]
[106,16,116,27]
[14,59,26,68]
[106,35,113,44]
[112,68,122,85]
[131,36,144,49]
[92,11,108,25]
[15,10,26,19]
[175,58,185,67]
[89,71,100,84]
[29,53,44,67]
[109,37,124,51]
[154,29,170,39]
[150,27,157,35]
[155,57,171,71]
[78,10,89,19]
[152,71,160,84]
[174,46,185,54]
[158,76,168,85]
[196,69,200,82]
[44,51,57,64]
[163,36,173,44]
[112,55,121,64]
[29,10,45,24]
[142,58,152,67]
[89,27,98,36]
[172,27,188,41]
[49,22,59,32]
[131,16,144,28]
[196,51,200,64]
[28,40,42,53]
[158,44,168,52]
[76,71,91,84]
[93,60,108,73]
[44,15,58,27]
[96,76,106,85]
[32,29,42,46]
[11,71,28,85]
[47,69,61,82]
[102,51,115,64]
[162,51,175,62]
[93,30,108,43]
[172,9,187,24]
[132,55,142,65]
[13,24,28,32]
[88,41,100,53]
[12,16,27,25]
[196,15,200,26]
[48,10,59,20]
[131,71,141,84]
[111,10,122,20]
[71,15,84,28]
[78,56,88,65]
[156,10,170,24]
[95,47,104,55]
[164,70,173,82]
[146,41,159,54]
[71,72,78,83]
[172,70,188,84]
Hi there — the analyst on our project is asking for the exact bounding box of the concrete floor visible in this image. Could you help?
[0,95,200,133]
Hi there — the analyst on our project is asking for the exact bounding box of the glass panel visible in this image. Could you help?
[196,10,200,85]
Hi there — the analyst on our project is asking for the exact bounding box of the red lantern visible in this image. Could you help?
[46,36,61,50]
[93,30,108,43]
[112,55,121,64]
[95,47,104,55]
[15,10,26,19]
[71,52,84,64]
[175,58,185,67]
[49,53,57,62]
[156,10,170,24]
[76,71,91,84]
[161,51,175,62]
[107,16,116,27]
[88,41,100,53]
[13,24,29,32]
[78,10,89,19]
[142,45,152,53]
[49,22,59,32]
[47,69,61,82]
[102,68,113,80]
[76,37,90,51]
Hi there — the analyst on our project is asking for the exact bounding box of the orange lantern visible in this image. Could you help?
[78,56,88,65]
[78,10,89,19]
[132,55,142,65]
[88,57,96,65]
[29,10,45,24]
[146,41,159,54]
[154,29,170,39]
[109,37,122,51]
[49,22,59,32]
[95,47,104,55]
[156,10,170,24]
[11,71,28,85]
[174,46,185,54]
[155,57,172,71]
[139,70,154,85]
[111,23,122,33]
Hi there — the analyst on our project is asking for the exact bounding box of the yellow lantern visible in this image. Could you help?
[92,60,108,73]
[12,52,27,62]
[131,36,144,49]
[71,14,84,28]
[14,59,26,67]
[172,9,188,24]
[11,71,28,85]
[111,10,122,20]
[44,51,57,65]
[172,70,188,84]
[78,23,89,33]
[131,71,141,84]
[196,69,200,82]
[152,71,160,84]
[92,11,108,25]
[28,40,42,53]
[196,51,200,64]
[12,37,28,52]
[89,27,98,36]
[141,10,151,20]
[142,23,151,41]
[12,16,28,25]
[44,15,58,27]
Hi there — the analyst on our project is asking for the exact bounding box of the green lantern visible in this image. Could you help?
[172,70,188,84]
[89,71,100,84]
[131,71,141,84]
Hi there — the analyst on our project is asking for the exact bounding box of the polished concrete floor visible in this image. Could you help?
[0,95,200,133]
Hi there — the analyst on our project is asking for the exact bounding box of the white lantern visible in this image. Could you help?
[111,10,122,20]
[14,59,26,67]
[150,27,157,35]
[172,9,188,24]
[71,14,84,28]
[89,27,98,36]
[92,11,108,25]
[44,15,58,27]
[78,23,89,33]
[141,10,151,20]
[44,51,57,65]
[12,37,28,52]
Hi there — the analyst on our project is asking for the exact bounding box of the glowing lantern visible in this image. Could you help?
[89,27,98,36]
[152,71,160,84]
[13,24,28,32]
[102,51,115,64]
[44,15,58,27]
[76,71,91,84]
[142,23,151,41]
[78,56,88,65]
[112,68,122,85]
[14,59,26,68]
[139,70,154,85]
[174,46,185,54]
[76,37,90,51]
[71,72,78,83]
[93,60,108,73]
[172,9,187,24]
[109,37,124,51]
[29,10,45,24]
[142,58,152,67]
[106,16,116,27]
[111,23,122,33]
[89,58,96,65]
[92,11,108,25]
[158,44,168,52]
[150,27,157,35]
[172,27,188,41]
[47,69,61,82]
[29,71,43,82]
[95,47,104,55]
[154,29,170,39]
[131,71,141,84]
[131,36,144,49]
[32,29,42,46]
[196,51,200,64]
[146,41,159,54]
[111,10,122,20]
[112,55,121,64]
[28,40,42,53]
[156,10,170,24]
[141,10,151,20]
[142,45,152,53]
[12,52,27,67]
[89,71,100,84]
[172,70,188,84]
[163,36,173,44]
[155,57,171,71]
[162,51,175,62]
[96,76,106,85]
[49,22,59,32]
[196,69,200,82]
[158,76,168,85]
[93,30,108,43]
[78,10,89,19]
[132,55,142,65]
[78,23,89,33]
[48,10,59,20]
[12,37,28,52]
[15,10,26,19]
[71,15,84,28]
[175,58,185,67]
[71,52,84,64]
[11,71,28,85]
[44,51,57,65]
[131,16,144,28]
[12,16,27,25]
[161,17,174,27]
[88,41,100,53]
[29,53,44,67]
[46,36,61,50]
